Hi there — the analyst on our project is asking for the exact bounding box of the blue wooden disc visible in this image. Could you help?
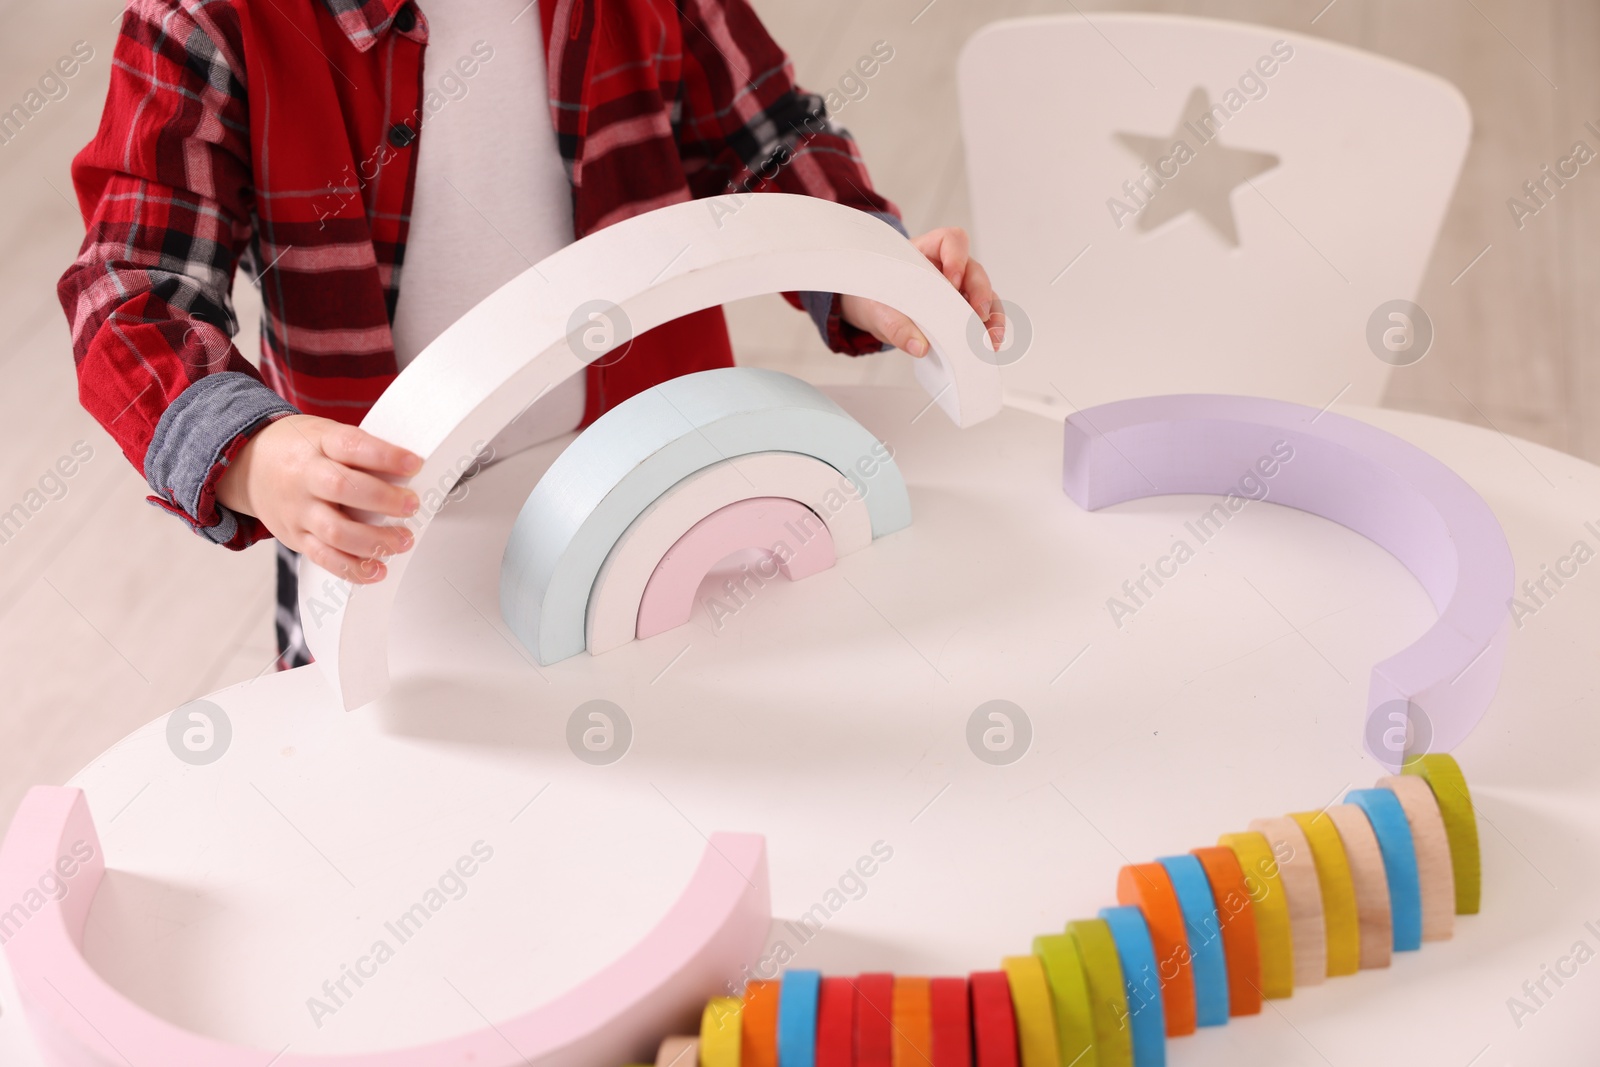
[1157,854,1230,1027]
[1099,904,1166,1067]
[777,969,821,1067]
[1346,788,1423,951]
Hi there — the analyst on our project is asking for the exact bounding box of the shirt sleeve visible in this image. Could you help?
[57,0,295,550]
[673,0,906,357]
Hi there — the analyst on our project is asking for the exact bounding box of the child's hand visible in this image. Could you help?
[216,414,422,584]
[839,226,1007,358]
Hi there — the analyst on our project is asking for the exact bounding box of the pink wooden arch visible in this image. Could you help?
[636,497,838,640]
[0,786,769,1067]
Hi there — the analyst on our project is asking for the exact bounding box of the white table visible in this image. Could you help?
[3,388,1597,1066]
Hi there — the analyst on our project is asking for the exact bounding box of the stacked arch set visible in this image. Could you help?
[636,754,1480,1067]
[499,367,910,665]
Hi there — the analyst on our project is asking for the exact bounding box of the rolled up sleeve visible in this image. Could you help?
[143,372,297,546]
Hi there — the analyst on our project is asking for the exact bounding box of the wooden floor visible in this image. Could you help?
[0,0,1594,829]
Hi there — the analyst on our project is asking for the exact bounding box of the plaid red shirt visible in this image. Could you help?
[59,0,901,549]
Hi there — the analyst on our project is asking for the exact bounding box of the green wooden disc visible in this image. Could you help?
[1404,753,1482,914]
[1034,933,1098,1067]
[1066,919,1133,1067]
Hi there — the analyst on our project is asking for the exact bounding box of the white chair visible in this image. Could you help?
[958,14,1470,411]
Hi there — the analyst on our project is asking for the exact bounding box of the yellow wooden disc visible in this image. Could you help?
[1289,811,1362,977]
[1324,803,1393,969]
[657,1037,700,1067]
[1378,774,1457,941]
[1403,753,1482,914]
[1248,817,1326,988]
[1218,830,1294,999]
[701,996,743,1067]
[1003,954,1063,1067]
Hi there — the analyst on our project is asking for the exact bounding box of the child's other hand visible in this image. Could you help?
[216,414,422,584]
[839,226,1007,358]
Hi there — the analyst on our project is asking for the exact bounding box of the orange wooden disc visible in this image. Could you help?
[1116,862,1198,1036]
[742,979,781,1067]
[892,977,935,1067]
[1189,845,1263,1016]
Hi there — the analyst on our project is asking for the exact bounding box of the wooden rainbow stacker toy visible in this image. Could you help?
[0,193,1585,1067]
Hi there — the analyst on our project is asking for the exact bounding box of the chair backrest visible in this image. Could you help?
[957,14,1470,411]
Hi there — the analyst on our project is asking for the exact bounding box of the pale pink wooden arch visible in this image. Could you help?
[1061,394,1515,767]
[300,194,1003,710]
[0,786,769,1067]
[585,453,874,655]
[636,497,838,640]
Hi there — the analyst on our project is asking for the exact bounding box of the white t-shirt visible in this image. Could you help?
[390,0,584,451]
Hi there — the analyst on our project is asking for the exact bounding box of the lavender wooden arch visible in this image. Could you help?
[1061,394,1515,767]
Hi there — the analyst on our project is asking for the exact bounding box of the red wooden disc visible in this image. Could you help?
[817,976,855,1067]
[853,973,896,1067]
[968,970,1018,1067]
[930,976,972,1067]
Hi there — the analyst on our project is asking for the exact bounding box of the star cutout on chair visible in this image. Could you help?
[1112,87,1280,246]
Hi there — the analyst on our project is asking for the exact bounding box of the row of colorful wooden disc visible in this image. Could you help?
[628,754,1481,1067]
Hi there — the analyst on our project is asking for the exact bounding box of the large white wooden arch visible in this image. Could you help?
[300,194,1002,709]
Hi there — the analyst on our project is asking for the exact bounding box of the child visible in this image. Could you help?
[59,0,1004,668]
